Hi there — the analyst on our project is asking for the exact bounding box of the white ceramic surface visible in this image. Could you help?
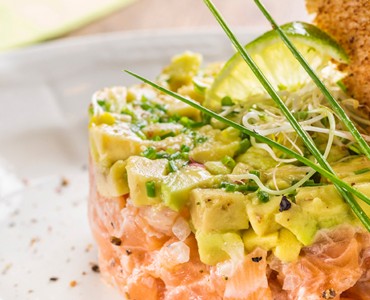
[0,29,259,300]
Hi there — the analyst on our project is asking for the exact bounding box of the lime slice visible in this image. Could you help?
[205,21,348,110]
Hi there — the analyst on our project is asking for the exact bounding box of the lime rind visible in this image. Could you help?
[205,21,349,110]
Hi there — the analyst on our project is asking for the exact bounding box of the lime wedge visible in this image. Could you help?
[205,21,348,110]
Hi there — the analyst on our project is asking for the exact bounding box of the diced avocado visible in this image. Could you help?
[142,123,183,140]
[162,51,202,90]
[216,127,241,144]
[195,231,244,265]
[273,228,302,262]
[247,195,282,236]
[295,185,353,228]
[204,161,231,175]
[161,167,213,211]
[126,156,168,206]
[275,202,318,246]
[331,156,370,179]
[189,189,249,232]
[94,160,129,197]
[89,122,149,165]
[265,165,309,190]
[350,183,370,222]
[237,146,277,170]
[242,228,278,253]
[166,98,202,120]
[232,162,251,175]
[190,141,240,164]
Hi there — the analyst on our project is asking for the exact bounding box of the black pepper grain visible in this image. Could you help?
[49,277,59,282]
[279,196,291,212]
[251,256,262,263]
[91,264,100,273]
[126,249,132,256]
[322,288,336,299]
[110,236,122,246]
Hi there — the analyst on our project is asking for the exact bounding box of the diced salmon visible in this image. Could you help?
[223,248,272,300]
[89,161,370,299]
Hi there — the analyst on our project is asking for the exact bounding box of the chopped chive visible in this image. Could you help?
[168,160,178,173]
[142,147,157,159]
[160,132,176,139]
[257,190,269,203]
[169,151,182,160]
[221,96,234,106]
[354,168,370,175]
[180,144,190,152]
[221,156,236,169]
[237,184,258,192]
[236,138,251,154]
[145,181,156,198]
[301,179,324,187]
[220,182,237,192]
[195,136,208,145]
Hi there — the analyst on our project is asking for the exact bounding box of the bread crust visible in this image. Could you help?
[307,0,370,105]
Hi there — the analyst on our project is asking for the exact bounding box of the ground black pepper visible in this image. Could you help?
[279,196,291,212]
[251,256,262,263]
[322,288,336,299]
[110,236,122,246]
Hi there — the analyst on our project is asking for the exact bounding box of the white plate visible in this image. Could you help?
[0,29,260,300]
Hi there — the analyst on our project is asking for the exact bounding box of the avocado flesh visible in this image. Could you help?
[247,195,282,236]
[195,231,244,265]
[95,160,129,197]
[275,202,318,246]
[190,188,249,232]
[161,167,214,211]
[126,156,168,206]
[295,185,354,228]
[242,228,278,252]
[273,228,303,262]
[90,122,149,166]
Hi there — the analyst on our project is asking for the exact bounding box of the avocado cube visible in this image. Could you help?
[273,228,303,262]
[126,156,168,206]
[195,231,244,265]
[190,189,249,232]
[296,185,353,228]
[236,146,277,170]
[242,228,278,253]
[355,183,370,218]
[161,167,213,211]
[190,141,240,164]
[89,123,149,165]
[204,161,231,175]
[275,203,318,245]
[247,195,282,236]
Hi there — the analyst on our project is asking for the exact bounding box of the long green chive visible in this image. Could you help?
[254,0,370,160]
[202,0,370,230]
[124,70,370,231]
[145,181,156,198]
